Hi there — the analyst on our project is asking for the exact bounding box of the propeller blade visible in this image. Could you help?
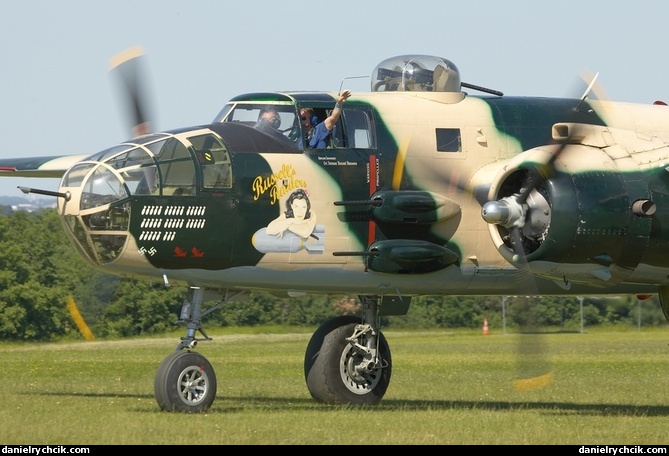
[485,71,602,391]
[108,45,154,137]
[510,72,606,389]
[509,223,553,390]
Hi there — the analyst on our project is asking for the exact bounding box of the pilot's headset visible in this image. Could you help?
[302,108,318,126]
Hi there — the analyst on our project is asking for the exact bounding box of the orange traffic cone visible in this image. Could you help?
[482,318,490,335]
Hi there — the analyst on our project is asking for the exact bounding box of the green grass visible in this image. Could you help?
[1,326,668,444]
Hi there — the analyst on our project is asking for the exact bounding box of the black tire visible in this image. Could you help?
[304,316,391,405]
[154,350,217,413]
[304,315,360,400]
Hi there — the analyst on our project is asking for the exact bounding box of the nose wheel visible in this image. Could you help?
[154,350,217,413]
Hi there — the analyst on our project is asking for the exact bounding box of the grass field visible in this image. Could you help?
[1,326,668,445]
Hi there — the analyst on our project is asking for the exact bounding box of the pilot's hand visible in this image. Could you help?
[338,90,351,105]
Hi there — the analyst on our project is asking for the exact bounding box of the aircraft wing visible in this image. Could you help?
[0,155,88,178]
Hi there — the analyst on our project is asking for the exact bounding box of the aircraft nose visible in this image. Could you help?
[58,162,132,266]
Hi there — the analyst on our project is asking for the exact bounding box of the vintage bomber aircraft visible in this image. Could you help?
[3,52,669,413]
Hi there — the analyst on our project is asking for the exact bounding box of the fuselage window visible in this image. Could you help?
[436,128,461,152]
[155,138,196,196]
[188,133,233,190]
[105,147,157,196]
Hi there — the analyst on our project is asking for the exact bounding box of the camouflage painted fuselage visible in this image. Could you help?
[26,81,667,303]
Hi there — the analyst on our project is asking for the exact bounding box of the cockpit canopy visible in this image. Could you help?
[372,55,461,93]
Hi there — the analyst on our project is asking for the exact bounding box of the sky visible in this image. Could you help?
[1,0,668,197]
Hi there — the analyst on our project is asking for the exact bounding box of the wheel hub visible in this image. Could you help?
[178,366,208,404]
[340,343,382,394]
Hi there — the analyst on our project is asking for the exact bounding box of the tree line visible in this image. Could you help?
[0,209,665,341]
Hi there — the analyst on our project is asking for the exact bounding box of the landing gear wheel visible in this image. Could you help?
[154,350,217,413]
[304,315,391,405]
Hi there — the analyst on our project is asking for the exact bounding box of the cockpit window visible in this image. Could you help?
[219,103,299,145]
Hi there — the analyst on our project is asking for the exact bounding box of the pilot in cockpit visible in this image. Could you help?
[254,107,300,147]
[255,107,282,132]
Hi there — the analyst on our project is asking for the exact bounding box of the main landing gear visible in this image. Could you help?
[304,295,392,404]
[153,290,392,412]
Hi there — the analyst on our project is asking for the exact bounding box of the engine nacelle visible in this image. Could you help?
[485,142,655,285]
